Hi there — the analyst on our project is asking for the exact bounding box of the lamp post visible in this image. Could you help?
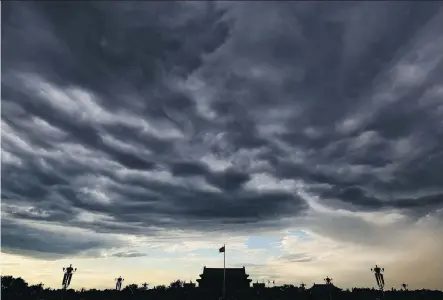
[115,277,124,291]
[62,264,77,289]
[371,265,385,299]
[141,282,149,290]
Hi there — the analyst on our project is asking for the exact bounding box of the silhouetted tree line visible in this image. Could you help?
[2,275,442,300]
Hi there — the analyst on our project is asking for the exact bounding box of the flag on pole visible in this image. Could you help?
[219,245,226,299]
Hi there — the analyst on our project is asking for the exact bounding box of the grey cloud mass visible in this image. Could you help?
[111,251,147,258]
[2,2,443,257]
[0,218,122,259]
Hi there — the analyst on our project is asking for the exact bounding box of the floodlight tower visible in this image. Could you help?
[62,264,77,289]
[115,277,124,291]
[141,282,149,290]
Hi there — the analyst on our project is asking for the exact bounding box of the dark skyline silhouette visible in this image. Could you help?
[2,275,443,300]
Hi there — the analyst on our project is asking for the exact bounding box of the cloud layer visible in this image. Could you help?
[2,2,443,290]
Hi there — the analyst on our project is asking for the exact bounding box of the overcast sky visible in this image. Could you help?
[2,1,443,291]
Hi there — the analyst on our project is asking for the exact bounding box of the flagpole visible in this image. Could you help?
[223,244,226,300]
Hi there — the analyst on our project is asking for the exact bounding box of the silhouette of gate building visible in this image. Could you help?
[197,266,252,295]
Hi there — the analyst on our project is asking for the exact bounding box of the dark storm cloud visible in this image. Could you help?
[170,161,209,177]
[0,219,120,259]
[2,1,443,256]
